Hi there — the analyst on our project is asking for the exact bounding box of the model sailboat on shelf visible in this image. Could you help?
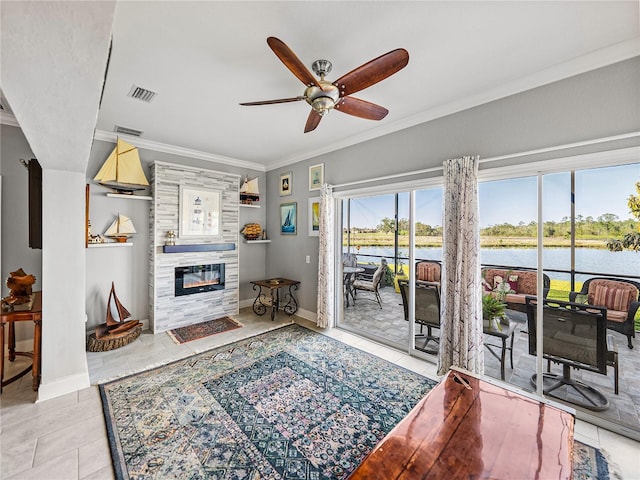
[93,138,149,194]
[104,214,136,242]
[94,282,141,339]
[240,176,260,204]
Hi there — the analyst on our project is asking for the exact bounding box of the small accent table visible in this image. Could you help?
[1,291,42,393]
[250,278,300,321]
[483,317,518,381]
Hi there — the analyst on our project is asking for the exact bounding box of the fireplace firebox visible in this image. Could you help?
[175,263,225,297]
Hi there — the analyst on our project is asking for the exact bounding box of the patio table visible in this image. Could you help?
[343,266,364,307]
[483,315,518,381]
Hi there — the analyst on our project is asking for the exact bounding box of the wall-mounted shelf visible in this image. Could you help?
[106,193,152,201]
[240,204,260,209]
[163,243,236,253]
[244,239,271,244]
[87,242,133,248]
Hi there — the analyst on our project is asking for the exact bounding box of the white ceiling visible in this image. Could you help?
[92,2,639,171]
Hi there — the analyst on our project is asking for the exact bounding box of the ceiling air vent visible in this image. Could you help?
[114,125,144,137]
[127,84,157,103]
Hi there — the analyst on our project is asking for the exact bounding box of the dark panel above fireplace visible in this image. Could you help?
[163,243,235,253]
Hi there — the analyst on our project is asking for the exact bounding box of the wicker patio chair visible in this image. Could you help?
[569,277,640,349]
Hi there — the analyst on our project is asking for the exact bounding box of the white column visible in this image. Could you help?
[38,169,90,401]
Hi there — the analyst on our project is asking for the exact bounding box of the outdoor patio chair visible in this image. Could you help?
[525,297,619,411]
[398,280,441,354]
[352,260,386,308]
[569,277,640,349]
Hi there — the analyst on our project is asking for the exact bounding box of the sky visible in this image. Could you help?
[347,163,640,228]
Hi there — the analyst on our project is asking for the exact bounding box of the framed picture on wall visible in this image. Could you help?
[179,186,222,238]
[308,197,320,236]
[309,163,324,191]
[280,172,292,196]
[280,202,297,235]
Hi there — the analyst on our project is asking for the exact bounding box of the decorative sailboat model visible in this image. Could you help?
[90,282,142,350]
[104,214,136,242]
[239,176,260,205]
[93,138,149,194]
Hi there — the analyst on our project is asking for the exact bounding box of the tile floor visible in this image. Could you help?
[1,308,639,479]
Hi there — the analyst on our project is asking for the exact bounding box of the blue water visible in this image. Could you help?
[350,246,640,282]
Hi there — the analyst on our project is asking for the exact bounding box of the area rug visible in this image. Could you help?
[100,324,436,479]
[167,316,242,344]
[100,324,616,480]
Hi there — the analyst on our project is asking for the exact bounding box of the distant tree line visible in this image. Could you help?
[352,214,639,239]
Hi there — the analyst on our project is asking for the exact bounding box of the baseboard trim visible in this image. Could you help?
[37,370,90,403]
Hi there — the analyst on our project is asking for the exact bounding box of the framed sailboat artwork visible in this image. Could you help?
[179,186,222,238]
[280,202,297,235]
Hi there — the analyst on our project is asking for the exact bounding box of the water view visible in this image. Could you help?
[351,246,640,282]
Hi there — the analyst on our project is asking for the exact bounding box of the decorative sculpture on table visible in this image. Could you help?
[1,268,36,312]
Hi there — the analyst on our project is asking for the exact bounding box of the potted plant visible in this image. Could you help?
[482,294,506,330]
[393,260,409,293]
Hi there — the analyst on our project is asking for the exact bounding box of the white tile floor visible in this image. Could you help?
[1,308,639,479]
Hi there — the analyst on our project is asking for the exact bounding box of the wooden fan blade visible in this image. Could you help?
[334,96,389,120]
[333,48,409,97]
[267,37,320,87]
[240,97,305,106]
[304,109,322,133]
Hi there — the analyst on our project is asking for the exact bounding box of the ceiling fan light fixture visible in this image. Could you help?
[304,80,340,115]
[311,96,334,116]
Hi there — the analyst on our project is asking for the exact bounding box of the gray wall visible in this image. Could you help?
[264,57,640,314]
[85,139,266,331]
[0,125,43,342]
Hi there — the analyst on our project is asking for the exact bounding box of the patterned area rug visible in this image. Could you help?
[100,324,436,479]
[167,316,242,344]
[100,324,615,479]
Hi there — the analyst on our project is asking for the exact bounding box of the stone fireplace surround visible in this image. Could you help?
[149,162,240,333]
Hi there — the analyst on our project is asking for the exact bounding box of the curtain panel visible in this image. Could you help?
[316,184,335,328]
[437,156,484,375]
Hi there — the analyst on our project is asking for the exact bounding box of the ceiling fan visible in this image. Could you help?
[240,37,409,133]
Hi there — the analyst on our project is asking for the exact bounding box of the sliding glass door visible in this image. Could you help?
[335,158,639,438]
[478,162,639,437]
[339,194,408,348]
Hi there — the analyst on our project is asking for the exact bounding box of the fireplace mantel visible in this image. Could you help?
[163,243,235,253]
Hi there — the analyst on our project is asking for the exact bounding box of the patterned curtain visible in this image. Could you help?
[317,184,335,328]
[437,156,484,375]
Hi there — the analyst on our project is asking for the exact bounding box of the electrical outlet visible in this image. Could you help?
[306,255,310,264]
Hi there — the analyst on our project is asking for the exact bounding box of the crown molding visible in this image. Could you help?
[266,38,640,171]
[0,112,19,127]
[93,130,266,172]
